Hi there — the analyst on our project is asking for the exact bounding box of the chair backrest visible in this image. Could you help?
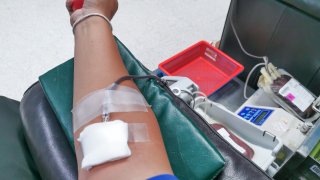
[220,0,320,95]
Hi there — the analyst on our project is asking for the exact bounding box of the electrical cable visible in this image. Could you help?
[180,90,196,108]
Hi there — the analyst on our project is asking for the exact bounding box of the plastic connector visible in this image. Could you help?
[268,63,281,79]
[258,66,273,89]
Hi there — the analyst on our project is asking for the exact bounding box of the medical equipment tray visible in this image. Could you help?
[158,41,244,95]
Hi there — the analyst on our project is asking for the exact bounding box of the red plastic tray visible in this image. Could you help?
[159,41,244,95]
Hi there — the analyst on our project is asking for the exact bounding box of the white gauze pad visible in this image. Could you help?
[78,120,131,170]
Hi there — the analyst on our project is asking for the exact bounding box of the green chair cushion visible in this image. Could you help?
[39,37,225,179]
[0,96,40,180]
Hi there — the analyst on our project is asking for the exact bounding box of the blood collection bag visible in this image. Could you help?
[270,74,315,119]
[259,67,319,122]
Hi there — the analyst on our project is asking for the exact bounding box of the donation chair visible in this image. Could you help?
[1,0,319,179]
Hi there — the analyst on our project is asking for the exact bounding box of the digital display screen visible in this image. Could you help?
[253,111,268,123]
[238,106,274,126]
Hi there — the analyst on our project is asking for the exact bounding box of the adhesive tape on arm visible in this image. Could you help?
[72,84,150,133]
[78,120,131,170]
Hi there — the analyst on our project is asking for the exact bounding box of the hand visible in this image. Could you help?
[66,0,118,25]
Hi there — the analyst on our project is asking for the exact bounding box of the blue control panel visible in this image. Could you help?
[238,106,274,126]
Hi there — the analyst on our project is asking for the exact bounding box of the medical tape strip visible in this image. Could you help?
[72,89,105,132]
[72,84,150,132]
[103,90,149,114]
[128,123,150,142]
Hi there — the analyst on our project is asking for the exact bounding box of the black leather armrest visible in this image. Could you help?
[20,83,77,180]
[282,0,320,20]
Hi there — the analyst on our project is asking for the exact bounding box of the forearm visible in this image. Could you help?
[72,15,173,179]
[73,16,131,103]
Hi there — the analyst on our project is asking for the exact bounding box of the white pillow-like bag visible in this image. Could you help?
[78,120,131,170]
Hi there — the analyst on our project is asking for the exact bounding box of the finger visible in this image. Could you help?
[111,0,119,19]
[66,0,74,15]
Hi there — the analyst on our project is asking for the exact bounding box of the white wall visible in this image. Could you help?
[0,0,230,100]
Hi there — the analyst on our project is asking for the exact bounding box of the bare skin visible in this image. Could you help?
[66,0,173,179]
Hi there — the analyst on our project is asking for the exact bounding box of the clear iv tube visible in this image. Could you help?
[243,63,265,99]
[229,12,269,68]
[229,9,271,99]
[192,91,209,114]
